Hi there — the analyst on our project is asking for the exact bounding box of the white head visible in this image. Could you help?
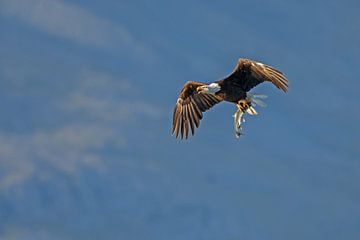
[196,83,221,94]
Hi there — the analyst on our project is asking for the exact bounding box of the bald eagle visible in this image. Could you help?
[172,58,289,139]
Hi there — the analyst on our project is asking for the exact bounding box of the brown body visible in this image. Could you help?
[172,58,289,139]
[215,79,247,103]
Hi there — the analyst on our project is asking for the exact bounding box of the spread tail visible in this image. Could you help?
[247,93,267,108]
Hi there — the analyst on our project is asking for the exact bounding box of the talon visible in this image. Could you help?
[237,99,251,112]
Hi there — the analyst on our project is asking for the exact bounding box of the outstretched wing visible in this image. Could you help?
[224,58,289,93]
[172,81,223,139]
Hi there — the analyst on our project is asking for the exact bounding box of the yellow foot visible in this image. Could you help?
[237,99,258,115]
[237,99,251,112]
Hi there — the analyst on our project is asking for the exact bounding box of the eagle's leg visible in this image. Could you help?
[237,99,257,115]
[237,99,250,112]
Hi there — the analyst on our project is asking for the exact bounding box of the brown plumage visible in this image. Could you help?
[172,58,289,139]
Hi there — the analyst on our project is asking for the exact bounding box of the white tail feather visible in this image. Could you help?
[247,93,268,108]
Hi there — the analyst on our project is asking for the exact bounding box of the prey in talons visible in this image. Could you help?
[233,94,267,138]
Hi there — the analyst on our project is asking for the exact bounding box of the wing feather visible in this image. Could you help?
[189,102,200,128]
[185,105,194,135]
[198,95,212,108]
[225,58,289,93]
[192,95,206,111]
[172,81,223,139]
[175,109,181,138]
[190,97,203,120]
[183,106,189,138]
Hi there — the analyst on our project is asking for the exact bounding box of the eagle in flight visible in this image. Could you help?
[172,58,289,139]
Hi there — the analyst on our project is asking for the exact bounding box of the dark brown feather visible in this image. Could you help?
[189,103,200,128]
[183,107,189,138]
[186,105,195,135]
[224,58,289,93]
[172,81,223,139]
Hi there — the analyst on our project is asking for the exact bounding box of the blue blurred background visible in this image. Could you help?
[0,0,359,239]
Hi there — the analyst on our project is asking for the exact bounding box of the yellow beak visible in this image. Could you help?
[196,86,206,93]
